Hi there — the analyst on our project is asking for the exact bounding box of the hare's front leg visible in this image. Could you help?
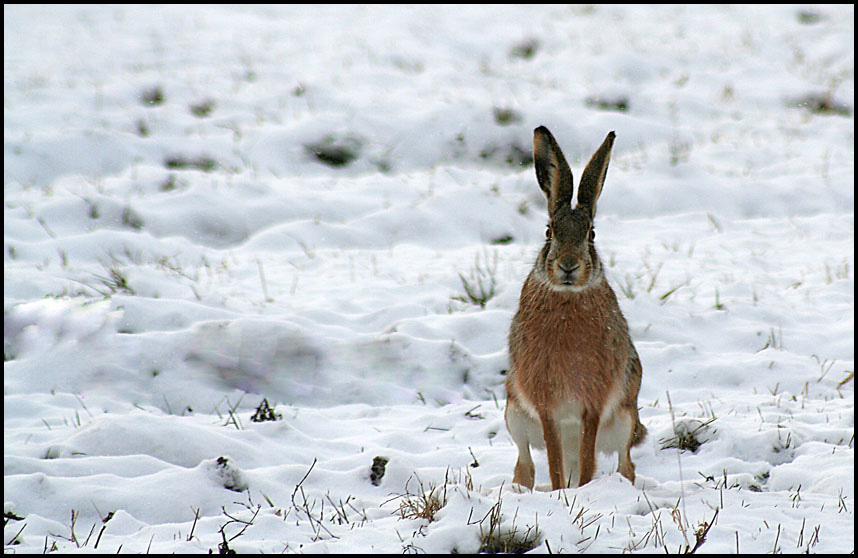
[539,413,567,490]
[577,407,601,486]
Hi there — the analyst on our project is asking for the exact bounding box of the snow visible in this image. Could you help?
[4,4,854,554]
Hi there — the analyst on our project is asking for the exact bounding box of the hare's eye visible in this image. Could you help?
[545,224,553,240]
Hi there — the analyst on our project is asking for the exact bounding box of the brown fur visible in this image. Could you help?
[509,273,626,412]
[505,127,646,490]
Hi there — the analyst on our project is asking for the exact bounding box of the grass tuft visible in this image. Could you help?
[477,492,540,554]
[190,99,215,117]
[796,10,822,24]
[305,136,362,167]
[395,475,447,522]
[493,107,523,126]
[659,417,716,453]
[249,398,281,423]
[453,250,498,308]
[490,234,514,245]
[585,95,629,113]
[791,92,851,116]
[509,38,539,59]
[140,86,165,106]
[164,155,217,172]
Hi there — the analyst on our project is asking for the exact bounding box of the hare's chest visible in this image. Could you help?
[510,281,623,408]
[515,299,611,365]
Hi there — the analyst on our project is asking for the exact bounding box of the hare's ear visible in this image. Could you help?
[533,126,574,216]
[576,131,615,218]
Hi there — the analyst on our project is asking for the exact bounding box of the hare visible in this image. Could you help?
[505,126,646,490]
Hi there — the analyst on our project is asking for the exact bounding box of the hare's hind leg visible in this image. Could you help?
[513,448,536,489]
[593,405,638,484]
[616,348,645,484]
[614,406,638,483]
[505,397,537,489]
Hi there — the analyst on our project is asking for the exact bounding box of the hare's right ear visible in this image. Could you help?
[533,126,574,216]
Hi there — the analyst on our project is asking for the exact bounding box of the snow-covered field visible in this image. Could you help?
[4,4,853,553]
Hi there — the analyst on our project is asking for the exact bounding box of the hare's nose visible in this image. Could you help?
[557,261,580,283]
[557,261,579,274]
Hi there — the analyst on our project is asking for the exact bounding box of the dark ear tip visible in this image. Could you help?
[608,131,616,140]
[534,125,550,136]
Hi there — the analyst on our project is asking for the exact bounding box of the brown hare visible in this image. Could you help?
[505,126,646,490]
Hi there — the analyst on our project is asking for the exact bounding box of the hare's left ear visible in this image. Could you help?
[533,126,574,217]
[576,131,615,219]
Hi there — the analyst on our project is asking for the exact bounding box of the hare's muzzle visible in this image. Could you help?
[556,261,581,285]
